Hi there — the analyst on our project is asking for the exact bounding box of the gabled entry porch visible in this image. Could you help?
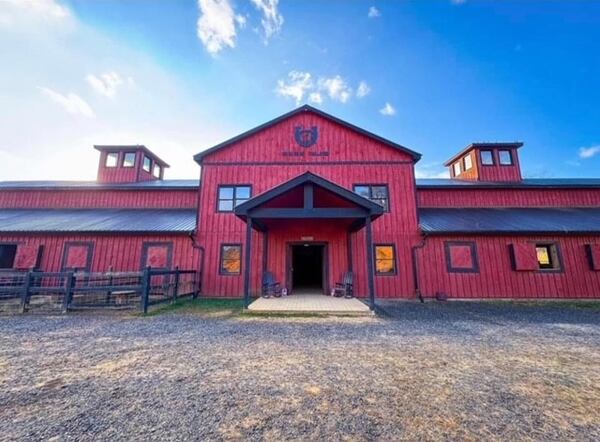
[234,172,384,310]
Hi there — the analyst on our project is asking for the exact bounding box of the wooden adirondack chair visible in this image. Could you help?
[262,271,282,298]
[333,271,354,298]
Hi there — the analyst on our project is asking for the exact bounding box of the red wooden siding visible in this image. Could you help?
[419,235,600,298]
[0,189,197,209]
[0,234,198,273]
[417,188,600,207]
[587,244,600,271]
[477,149,522,182]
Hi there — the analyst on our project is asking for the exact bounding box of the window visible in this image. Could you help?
[143,156,152,172]
[220,244,242,275]
[122,152,136,167]
[445,241,478,273]
[535,243,561,270]
[481,150,494,165]
[499,150,513,165]
[453,162,461,177]
[153,164,161,178]
[217,186,251,212]
[105,153,118,167]
[463,154,472,170]
[353,185,389,212]
[0,244,17,269]
[374,244,396,275]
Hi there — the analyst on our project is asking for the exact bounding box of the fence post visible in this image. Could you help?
[20,271,32,314]
[105,265,113,305]
[62,271,74,314]
[141,266,151,314]
[173,266,180,303]
[193,271,200,300]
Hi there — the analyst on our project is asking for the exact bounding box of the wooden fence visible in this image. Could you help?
[0,267,199,314]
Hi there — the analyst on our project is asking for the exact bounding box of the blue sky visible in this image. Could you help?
[1,0,599,180]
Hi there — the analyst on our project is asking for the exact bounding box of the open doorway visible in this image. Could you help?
[289,243,326,295]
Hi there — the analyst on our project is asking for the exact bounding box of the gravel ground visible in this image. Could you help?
[1,301,599,441]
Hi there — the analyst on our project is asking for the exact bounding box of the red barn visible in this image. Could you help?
[1,106,600,307]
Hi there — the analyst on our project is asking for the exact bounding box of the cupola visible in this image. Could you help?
[94,145,170,184]
[444,142,523,182]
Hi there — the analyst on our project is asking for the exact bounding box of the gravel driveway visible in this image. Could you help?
[1,301,599,441]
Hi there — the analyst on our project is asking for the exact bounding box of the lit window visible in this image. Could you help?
[220,244,241,275]
[122,152,136,167]
[463,154,472,170]
[105,153,118,167]
[536,244,560,270]
[375,245,396,275]
[143,156,152,172]
[445,241,478,273]
[453,162,461,176]
[218,186,251,212]
[0,244,17,268]
[353,185,389,212]
[153,164,161,178]
[481,150,494,165]
[499,150,513,165]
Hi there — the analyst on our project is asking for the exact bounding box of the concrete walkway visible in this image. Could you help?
[248,294,372,315]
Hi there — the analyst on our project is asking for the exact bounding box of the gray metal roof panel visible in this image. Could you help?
[0,209,197,233]
[416,178,600,188]
[0,179,199,190]
[419,208,600,234]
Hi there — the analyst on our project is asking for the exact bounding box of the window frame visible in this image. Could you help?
[0,243,18,269]
[153,163,162,178]
[480,150,495,166]
[535,242,562,272]
[498,149,513,166]
[444,241,479,273]
[216,185,252,213]
[453,162,462,177]
[219,243,243,276]
[463,154,472,171]
[105,152,119,168]
[374,243,397,276]
[60,241,94,272]
[352,184,390,212]
[142,155,152,173]
[140,241,173,271]
[122,152,136,168]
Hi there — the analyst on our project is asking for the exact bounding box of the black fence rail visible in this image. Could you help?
[0,267,199,314]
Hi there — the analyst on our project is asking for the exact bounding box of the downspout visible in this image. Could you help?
[411,233,428,303]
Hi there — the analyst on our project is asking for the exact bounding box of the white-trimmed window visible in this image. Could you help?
[463,154,472,170]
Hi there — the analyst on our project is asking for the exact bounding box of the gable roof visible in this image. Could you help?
[193,105,421,163]
[234,171,384,215]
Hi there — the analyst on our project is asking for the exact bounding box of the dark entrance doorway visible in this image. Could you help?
[290,243,326,294]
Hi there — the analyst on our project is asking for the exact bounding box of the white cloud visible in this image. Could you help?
[250,0,284,42]
[356,81,370,98]
[308,92,323,104]
[275,71,313,104]
[196,0,242,55]
[86,72,124,99]
[318,75,352,103]
[38,87,95,118]
[379,102,396,116]
[1,0,70,19]
[368,6,380,18]
[579,145,600,159]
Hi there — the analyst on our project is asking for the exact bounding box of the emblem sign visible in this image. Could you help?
[294,126,318,148]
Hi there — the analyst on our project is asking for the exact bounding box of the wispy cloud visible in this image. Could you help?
[275,71,313,104]
[250,0,284,42]
[579,145,600,159]
[196,0,244,55]
[356,81,370,98]
[1,0,70,19]
[368,6,380,18]
[86,72,125,99]
[38,86,95,118]
[379,102,396,116]
[318,75,352,103]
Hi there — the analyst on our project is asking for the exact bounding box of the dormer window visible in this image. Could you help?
[499,150,513,165]
[143,156,152,173]
[122,152,136,168]
[481,150,494,166]
[105,153,118,168]
[463,154,472,170]
[153,164,161,178]
[453,162,461,177]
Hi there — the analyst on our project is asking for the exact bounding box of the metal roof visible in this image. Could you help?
[0,209,197,233]
[416,178,600,189]
[0,179,199,190]
[419,208,600,234]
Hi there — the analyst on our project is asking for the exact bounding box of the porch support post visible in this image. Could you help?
[243,217,253,309]
[365,216,376,311]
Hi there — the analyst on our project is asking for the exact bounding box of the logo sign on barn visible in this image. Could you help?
[294,126,318,148]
